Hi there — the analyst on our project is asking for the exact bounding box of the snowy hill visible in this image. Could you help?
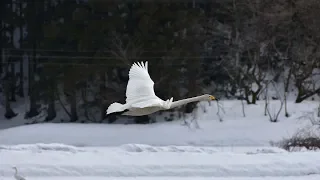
[1,100,318,147]
[1,143,320,178]
[1,100,320,180]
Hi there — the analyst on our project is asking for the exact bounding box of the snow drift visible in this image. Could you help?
[1,144,320,178]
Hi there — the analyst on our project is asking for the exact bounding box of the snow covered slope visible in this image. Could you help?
[0,120,301,147]
[1,143,320,178]
[2,176,320,180]
[1,100,320,179]
[0,100,318,147]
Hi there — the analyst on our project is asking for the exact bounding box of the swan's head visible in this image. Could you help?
[204,94,217,101]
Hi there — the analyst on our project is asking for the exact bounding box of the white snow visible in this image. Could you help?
[0,120,300,146]
[1,100,320,179]
[0,100,318,147]
[1,143,320,178]
[2,177,320,180]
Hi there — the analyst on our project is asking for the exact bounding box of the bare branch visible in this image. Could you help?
[216,100,225,122]
[109,33,144,66]
[266,81,284,122]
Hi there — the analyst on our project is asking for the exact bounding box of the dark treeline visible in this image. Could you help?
[0,0,320,124]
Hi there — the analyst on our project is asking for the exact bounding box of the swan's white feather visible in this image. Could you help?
[130,98,163,108]
[125,61,163,108]
[106,61,214,116]
[106,102,126,114]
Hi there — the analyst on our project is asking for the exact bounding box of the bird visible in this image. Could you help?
[106,61,217,116]
[12,167,26,180]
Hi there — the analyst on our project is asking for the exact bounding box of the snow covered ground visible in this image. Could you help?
[3,176,320,180]
[1,143,320,178]
[0,100,318,146]
[0,120,302,147]
[1,100,320,179]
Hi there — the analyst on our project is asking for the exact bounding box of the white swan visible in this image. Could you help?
[106,61,217,116]
[12,167,26,180]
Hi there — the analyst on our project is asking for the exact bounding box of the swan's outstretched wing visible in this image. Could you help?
[126,61,162,107]
[130,98,163,108]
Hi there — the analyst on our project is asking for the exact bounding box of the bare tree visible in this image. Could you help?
[289,0,320,103]
[2,50,18,119]
[222,0,271,105]
[17,0,25,98]
[222,66,247,117]
[266,81,284,122]
[263,80,270,116]
[276,106,320,151]
[291,41,320,103]
[271,37,292,117]
[108,33,143,66]
[215,101,225,122]
[224,51,267,105]
[300,109,320,127]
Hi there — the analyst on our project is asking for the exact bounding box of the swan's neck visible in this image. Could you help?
[14,168,18,175]
[170,95,205,109]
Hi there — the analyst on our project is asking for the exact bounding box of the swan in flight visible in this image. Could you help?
[12,167,26,180]
[106,61,217,116]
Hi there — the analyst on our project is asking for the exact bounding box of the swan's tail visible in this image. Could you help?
[106,102,126,115]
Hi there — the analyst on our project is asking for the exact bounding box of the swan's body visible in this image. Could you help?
[106,61,216,116]
[12,167,26,180]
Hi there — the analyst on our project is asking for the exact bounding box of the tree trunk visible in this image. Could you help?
[3,53,17,119]
[26,50,39,118]
[295,88,320,103]
[81,86,90,121]
[25,41,39,118]
[18,0,24,97]
[10,62,16,101]
[45,80,56,121]
[69,89,78,122]
[251,89,261,104]
[18,52,24,97]
[244,86,251,104]
[46,99,56,121]
[10,7,16,102]
[0,13,3,75]
[4,78,17,119]
[284,66,292,117]
[0,39,2,76]
[26,1,39,118]
[100,72,106,122]
[2,1,17,119]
